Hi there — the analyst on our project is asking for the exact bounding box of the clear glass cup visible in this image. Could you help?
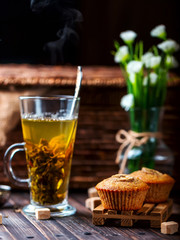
[4,95,80,217]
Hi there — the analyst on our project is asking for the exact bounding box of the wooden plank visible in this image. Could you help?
[93,212,158,221]
[0,225,15,240]
[0,210,47,240]
[92,200,173,226]
[160,199,173,224]
[68,196,129,239]
[120,211,134,227]
[9,193,78,240]
[11,193,101,240]
[150,203,168,216]
[21,212,78,240]
[1,192,179,240]
[150,201,169,228]
[72,193,130,237]
[134,203,155,225]
[92,217,105,226]
[107,210,117,215]
[136,203,155,215]
[93,205,105,214]
[55,213,106,239]
[68,196,110,239]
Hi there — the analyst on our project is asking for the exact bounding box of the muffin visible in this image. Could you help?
[130,167,175,203]
[95,174,149,211]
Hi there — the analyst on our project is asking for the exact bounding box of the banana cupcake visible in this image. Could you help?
[130,167,175,203]
[95,174,149,211]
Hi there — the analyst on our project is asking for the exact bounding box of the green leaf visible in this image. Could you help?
[111,50,116,56]
[152,45,159,56]
[139,41,144,59]
[114,40,120,50]
[134,42,139,60]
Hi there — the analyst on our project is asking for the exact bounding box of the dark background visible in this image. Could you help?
[0,0,180,68]
[0,1,180,192]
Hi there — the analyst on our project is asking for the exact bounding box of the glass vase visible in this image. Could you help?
[119,107,174,175]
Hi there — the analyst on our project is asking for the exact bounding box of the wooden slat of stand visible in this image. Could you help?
[150,199,173,228]
[94,204,105,214]
[136,203,155,215]
[92,204,105,225]
[135,203,155,225]
[107,210,117,215]
[92,199,173,228]
[121,211,133,227]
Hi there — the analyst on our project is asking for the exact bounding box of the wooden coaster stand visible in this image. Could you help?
[92,199,173,228]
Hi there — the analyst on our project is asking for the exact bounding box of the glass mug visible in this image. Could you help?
[4,96,80,217]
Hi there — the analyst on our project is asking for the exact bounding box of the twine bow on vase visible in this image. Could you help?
[115,129,162,174]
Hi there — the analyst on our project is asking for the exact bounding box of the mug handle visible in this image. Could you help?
[4,143,29,187]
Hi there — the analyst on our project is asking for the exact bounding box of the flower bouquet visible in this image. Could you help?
[113,25,179,174]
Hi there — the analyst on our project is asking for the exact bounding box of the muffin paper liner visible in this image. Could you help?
[97,189,148,210]
[145,183,174,203]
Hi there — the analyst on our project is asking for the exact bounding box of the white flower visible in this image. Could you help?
[120,30,137,44]
[166,56,179,68]
[143,73,158,86]
[142,52,154,68]
[114,46,129,63]
[129,73,136,83]
[120,94,134,111]
[142,52,154,62]
[142,53,161,68]
[127,60,143,73]
[150,56,162,68]
[150,25,166,39]
[149,72,158,85]
[158,39,180,53]
[143,76,148,86]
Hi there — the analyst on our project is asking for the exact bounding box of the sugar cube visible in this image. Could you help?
[161,221,178,235]
[88,187,99,198]
[85,197,101,211]
[35,208,50,220]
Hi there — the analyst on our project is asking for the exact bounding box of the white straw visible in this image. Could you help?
[69,66,83,117]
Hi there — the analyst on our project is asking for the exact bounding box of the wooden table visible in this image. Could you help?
[0,191,180,239]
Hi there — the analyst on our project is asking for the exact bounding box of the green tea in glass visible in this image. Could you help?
[4,96,80,217]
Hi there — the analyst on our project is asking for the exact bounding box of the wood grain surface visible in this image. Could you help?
[0,191,180,240]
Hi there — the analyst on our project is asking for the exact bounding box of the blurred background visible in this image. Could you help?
[0,0,180,192]
[0,0,179,70]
